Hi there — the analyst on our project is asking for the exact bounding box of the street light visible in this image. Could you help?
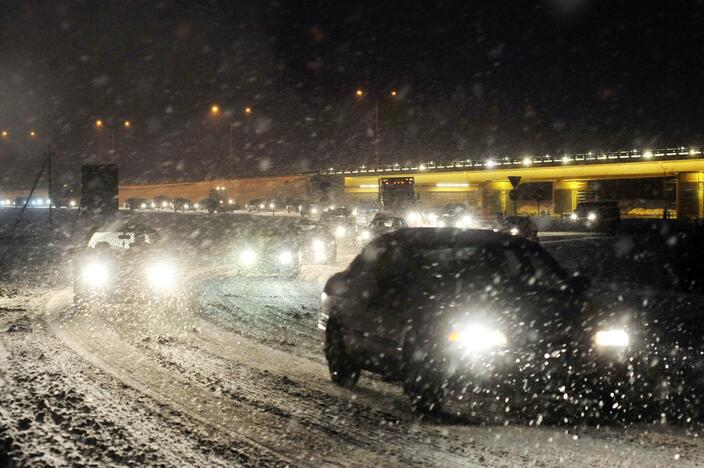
[210,104,220,116]
[1,130,7,139]
[95,119,103,128]
[29,130,36,137]
[123,120,131,128]
[244,106,252,115]
[354,87,397,167]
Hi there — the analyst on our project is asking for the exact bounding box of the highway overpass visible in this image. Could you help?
[336,147,704,218]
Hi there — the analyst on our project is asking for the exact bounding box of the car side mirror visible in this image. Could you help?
[569,275,591,293]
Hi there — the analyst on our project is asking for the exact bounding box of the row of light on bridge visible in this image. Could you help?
[325,147,703,175]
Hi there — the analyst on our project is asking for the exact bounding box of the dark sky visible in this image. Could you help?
[1,0,703,186]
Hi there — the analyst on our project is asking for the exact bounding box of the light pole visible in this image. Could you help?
[94,119,132,164]
[354,88,397,167]
[210,104,253,179]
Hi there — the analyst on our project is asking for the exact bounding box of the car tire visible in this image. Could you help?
[325,321,360,388]
[402,330,444,414]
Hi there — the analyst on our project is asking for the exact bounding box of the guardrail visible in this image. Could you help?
[319,146,704,176]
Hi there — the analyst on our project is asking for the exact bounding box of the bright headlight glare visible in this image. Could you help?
[335,225,346,237]
[594,329,629,348]
[360,230,370,240]
[240,249,257,266]
[146,261,176,290]
[510,227,519,236]
[278,250,294,265]
[570,213,578,221]
[587,212,597,221]
[448,323,507,353]
[82,262,109,287]
[312,239,326,261]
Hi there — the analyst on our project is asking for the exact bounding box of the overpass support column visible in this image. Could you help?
[676,172,704,219]
[553,180,586,216]
[481,181,512,218]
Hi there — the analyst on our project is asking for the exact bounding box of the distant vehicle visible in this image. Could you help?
[379,177,416,215]
[320,207,357,240]
[299,202,321,217]
[124,198,149,210]
[80,164,119,216]
[357,215,408,245]
[246,199,266,212]
[571,201,620,231]
[292,218,337,264]
[72,224,183,308]
[495,216,538,242]
[13,197,28,207]
[51,183,79,208]
[172,197,195,212]
[437,204,480,229]
[152,196,173,211]
[322,228,653,416]
[233,234,301,278]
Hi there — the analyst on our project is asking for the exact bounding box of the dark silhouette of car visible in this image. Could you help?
[172,197,195,211]
[292,218,337,264]
[232,234,302,278]
[124,198,149,210]
[319,228,704,418]
[495,215,538,241]
[72,224,184,308]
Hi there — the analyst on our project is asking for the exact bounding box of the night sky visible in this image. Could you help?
[1,0,703,186]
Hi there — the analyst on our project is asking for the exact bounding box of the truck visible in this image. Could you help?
[379,177,416,215]
[80,164,119,216]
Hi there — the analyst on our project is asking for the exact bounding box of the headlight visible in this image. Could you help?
[259,203,265,209]
[359,229,371,240]
[162,201,168,208]
[407,211,420,224]
[184,204,190,209]
[140,203,147,209]
[587,212,597,221]
[334,225,346,237]
[311,207,318,214]
[194,203,200,208]
[82,262,109,287]
[278,250,294,265]
[594,329,629,348]
[69,200,77,207]
[569,213,578,221]
[448,323,507,353]
[146,261,176,290]
[312,239,326,257]
[509,227,519,236]
[240,249,257,266]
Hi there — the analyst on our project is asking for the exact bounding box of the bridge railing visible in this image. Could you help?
[319,146,703,176]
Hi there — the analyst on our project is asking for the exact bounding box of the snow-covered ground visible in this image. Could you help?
[1,209,703,466]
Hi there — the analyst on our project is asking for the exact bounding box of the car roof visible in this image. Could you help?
[371,227,533,248]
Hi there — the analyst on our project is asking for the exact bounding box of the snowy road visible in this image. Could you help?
[2,211,704,465]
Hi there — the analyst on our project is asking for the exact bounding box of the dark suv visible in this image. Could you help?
[320,228,704,417]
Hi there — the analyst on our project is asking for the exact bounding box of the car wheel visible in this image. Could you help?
[325,321,360,388]
[402,330,444,414]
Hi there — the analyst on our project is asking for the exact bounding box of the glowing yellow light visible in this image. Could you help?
[210,104,220,115]
[390,90,397,97]
[448,331,461,342]
[29,130,36,137]
[244,106,252,114]
[95,119,103,128]
[123,120,131,128]
[1,130,7,138]
[355,89,364,97]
